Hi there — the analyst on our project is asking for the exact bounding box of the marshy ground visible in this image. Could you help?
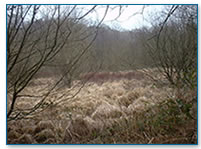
[7,69,197,144]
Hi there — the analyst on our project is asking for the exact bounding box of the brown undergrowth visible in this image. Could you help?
[7,69,197,144]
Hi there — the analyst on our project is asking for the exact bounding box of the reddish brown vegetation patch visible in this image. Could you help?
[80,71,144,84]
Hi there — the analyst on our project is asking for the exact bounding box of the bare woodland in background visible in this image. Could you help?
[7,5,197,144]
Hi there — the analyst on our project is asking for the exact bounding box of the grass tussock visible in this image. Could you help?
[7,69,197,144]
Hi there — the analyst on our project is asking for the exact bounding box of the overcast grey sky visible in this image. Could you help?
[82,5,164,30]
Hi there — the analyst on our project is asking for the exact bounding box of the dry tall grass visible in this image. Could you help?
[7,69,197,144]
